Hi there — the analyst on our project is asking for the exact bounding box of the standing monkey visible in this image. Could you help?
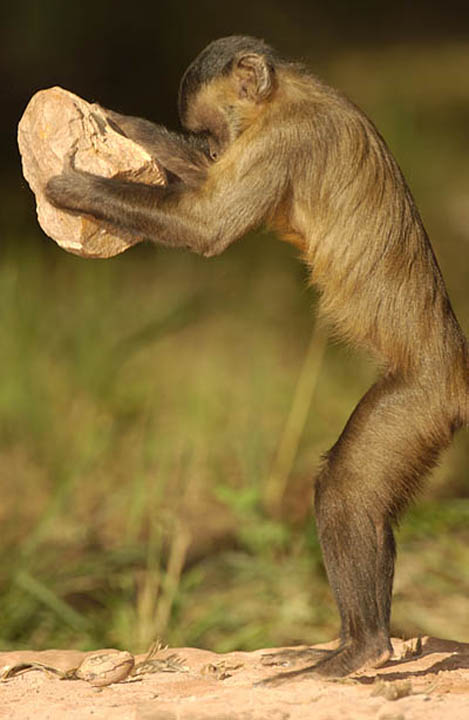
[46,36,469,678]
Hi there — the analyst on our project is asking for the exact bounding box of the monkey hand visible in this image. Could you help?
[93,105,136,138]
[45,168,96,215]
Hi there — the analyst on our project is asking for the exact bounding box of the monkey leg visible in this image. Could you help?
[311,374,454,677]
[265,375,452,682]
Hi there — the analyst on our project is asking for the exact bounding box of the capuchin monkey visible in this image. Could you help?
[45,36,469,679]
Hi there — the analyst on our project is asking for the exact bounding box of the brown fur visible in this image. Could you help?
[45,37,469,679]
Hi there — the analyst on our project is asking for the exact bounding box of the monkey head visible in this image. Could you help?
[178,36,278,158]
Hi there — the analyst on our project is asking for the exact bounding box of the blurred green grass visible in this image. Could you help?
[1,43,468,653]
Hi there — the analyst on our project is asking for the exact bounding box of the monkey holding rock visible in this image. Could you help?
[36,36,469,679]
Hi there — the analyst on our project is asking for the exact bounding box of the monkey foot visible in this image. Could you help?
[258,642,392,684]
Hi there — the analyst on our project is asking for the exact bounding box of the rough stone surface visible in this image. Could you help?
[18,87,166,258]
[0,637,468,719]
[75,650,135,686]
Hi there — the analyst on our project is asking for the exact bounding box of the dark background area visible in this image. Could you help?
[1,1,468,653]
[2,0,469,172]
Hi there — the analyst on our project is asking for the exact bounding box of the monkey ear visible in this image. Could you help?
[233,53,275,102]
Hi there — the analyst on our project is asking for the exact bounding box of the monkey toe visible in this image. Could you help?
[260,647,332,667]
[256,663,322,687]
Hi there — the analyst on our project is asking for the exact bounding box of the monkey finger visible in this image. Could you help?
[62,141,79,172]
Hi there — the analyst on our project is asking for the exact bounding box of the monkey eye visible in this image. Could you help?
[209,149,219,161]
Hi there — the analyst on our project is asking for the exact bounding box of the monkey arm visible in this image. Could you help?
[98,107,211,186]
[45,137,288,257]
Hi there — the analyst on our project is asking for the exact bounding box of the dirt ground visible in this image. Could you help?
[0,636,468,719]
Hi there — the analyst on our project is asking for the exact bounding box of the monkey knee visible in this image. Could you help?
[314,460,354,511]
[314,461,389,532]
[313,466,352,534]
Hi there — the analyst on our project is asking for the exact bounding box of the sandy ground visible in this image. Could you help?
[0,636,468,719]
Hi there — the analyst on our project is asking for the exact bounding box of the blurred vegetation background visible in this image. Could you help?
[0,1,468,653]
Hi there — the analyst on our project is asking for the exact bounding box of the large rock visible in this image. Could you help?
[18,87,166,258]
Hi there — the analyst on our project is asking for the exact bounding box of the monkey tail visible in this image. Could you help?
[456,337,469,428]
[463,340,469,428]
